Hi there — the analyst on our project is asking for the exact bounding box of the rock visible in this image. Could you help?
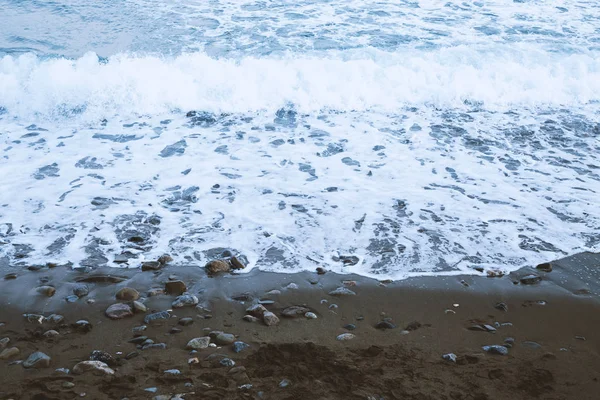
[65,294,79,303]
[172,293,199,308]
[575,336,586,341]
[164,369,181,376]
[0,337,9,350]
[375,320,397,330]
[73,284,89,297]
[494,302,508,312]
[281,306,311,318]
[214,333,236,345]
[158,254,173,266]
[285,283,299,290]
[170,327,183,334]
[328,287,356,296]
[504,337,515,345]
[230,256,245,270]
[259,299,275,305]
[344,324,356,331]
[62,382,75,389]
[232,292,253,302]
[316,267,327,275]
[179,317,194,326]
[74,320,92,332]
[305,312,317,319]
[405,321,422,331]
[141,261,161,271]
[23,351,51,368]
[144,310,171,324]
[233,341,250,353]
[486,269,505,278]
[336,333,356,341]
[483,324,497,332]
[279,379,291,388]
[187,337,211,350]
[243,315,259,323]
[265,290,281,296]
[522,341,542,349]
[128,336,148,344]
[206,260,230,274]
[105,303,133,319]
[536,262,552,272]
[73,360,115,375]
[0,347,20,360]
[147,288,164,297]
[246,304,268,318]
[520,274,542,285]
[43,330,59,338]
[125,351,139,360]
[342,280,357,287]
[4,273,17,280]
[36,286,56,297]
[116,287,140,301]
[263,311,280,326]
[165,280,187,295]
[132,301,147,313]
[132,325,147,335]
[482,345,509,355]
[142,343,167,350]
[90,350,117,366]
[442,353,457,363]
[220,358,235,367]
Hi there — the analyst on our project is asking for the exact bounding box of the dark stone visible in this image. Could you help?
[115,287,140,301]
[23,352,51,368]
[281,306,311,318]
[165,280,187,295]
[536,263,552,272]
[344,324,357,331]
[375,320,397,330]
[74,320,92,332]
[206,260,230,274]
[179,317,194,326]
[73,284,89,297]
[214,333,235,345]
[494,302,508,312]
[520,274,542,285]
[128,336,148,344]
[404,321,422,331]
[316,267,326,275]
[90,350,117,366]
[230,256,245,270]
[4,273,17,280]
[141,261,161,271]
[482,345,509,355]
[144,311,171,324]
[170,327,183,334]
[125,351,139,360]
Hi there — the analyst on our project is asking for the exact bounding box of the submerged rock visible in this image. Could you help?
[246,304,268,318]
[165,280,187,295]
[73,284,89,298]
[116,287,140,301]
[36,286,56,297]
[520,275,542,285]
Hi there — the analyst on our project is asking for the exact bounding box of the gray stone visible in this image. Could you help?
[442,353,457,363]
[187,337,211,350]
[214,333,236,345]
[520,274,542,285]
[73,360,115,375]
[243,315,259,323]
[375,320,397,330]
[305,312,317,319]
[0,347,19,360]
[144,311,171,324]
[133,301,147,313]
[23,351,51,368]
[233,341,250,353]
[246,304,268,318]
[482,345,509,355]
[116,287,140,301]
[65,295,79,303]
[142,343,167,350]
[179,317,194,326]
[263,311,280,326]
[43,330,59,338]
[281,306,311,318]
[141,261,161,271]
[336,333,356,341]
[494,302,508,312]
[73,284,89,297]
[172,294,199,308]
[328,287,356,296]
[343,324,356,331]
[105,303,133,319]
[0,337,9,350]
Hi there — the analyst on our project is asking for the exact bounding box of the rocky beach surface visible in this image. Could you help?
[1,252,599,399]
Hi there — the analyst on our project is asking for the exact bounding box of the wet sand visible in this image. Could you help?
[1,253,599,399]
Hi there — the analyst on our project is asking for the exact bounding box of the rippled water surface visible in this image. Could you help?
[1,1,599,278]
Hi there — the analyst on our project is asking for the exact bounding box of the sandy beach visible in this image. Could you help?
[1,252,599,399]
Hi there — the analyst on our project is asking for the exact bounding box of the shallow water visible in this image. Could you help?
[0,0,599,278]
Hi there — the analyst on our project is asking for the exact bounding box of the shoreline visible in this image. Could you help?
[1,252,599,399]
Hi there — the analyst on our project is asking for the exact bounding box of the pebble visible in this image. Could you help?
[504,337,515,345]
[158,254,173,265]
[90,350,117,366]
[141,261,161,271]
[242,315,259,323]
[73,360,115,375]
[482,345,509,355]
[132,325,147,335]
[23,351,51,368]
[62,382,75,389]
[575,336,586,341]
[205,260,231,274]
[305,312,317,319]
[522,341,542,349]
[36,286,56,297]
[179,317,194,326]
[405,321,422,331]
[536,262,553,272]
[105,303,134,319]
[214,333,236,345]
[144,310,171,324]
[220,358,235,367]
[520,274,542,285]
[74,320,92,332]
[337,333,356,341]
[328,304,338,310]
[128,336,148,344]
[279,379,291,388]
[281,306,311,318]
[265,290,281,296]
[442,353,457,363]
[316,267,327,275]
[125,351,139,360]
[343,324,356,331]
[65,295,79,303]
[494,302,509,312]
[164,369,181,375]
[329,287,356,296]
[263,311,280,326]
[55,367,70,374]
[116,287,140,301]
[230,256,245,270]
[285,283,299,290]
[72,283,89,297]
[142,343,167,350]
[246,304,268,318]
[187,337,211,350]
[400,330,410,335]
[233,341,250,353]
[4,273,17,280]
[375,320,397,330]
[0,347,20,360]
[165,280,187,295]
[43,330,59,338]
[172,294,199,308]
[133,301,147,313]
[0,337,9,350]
[147,288,165,297]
